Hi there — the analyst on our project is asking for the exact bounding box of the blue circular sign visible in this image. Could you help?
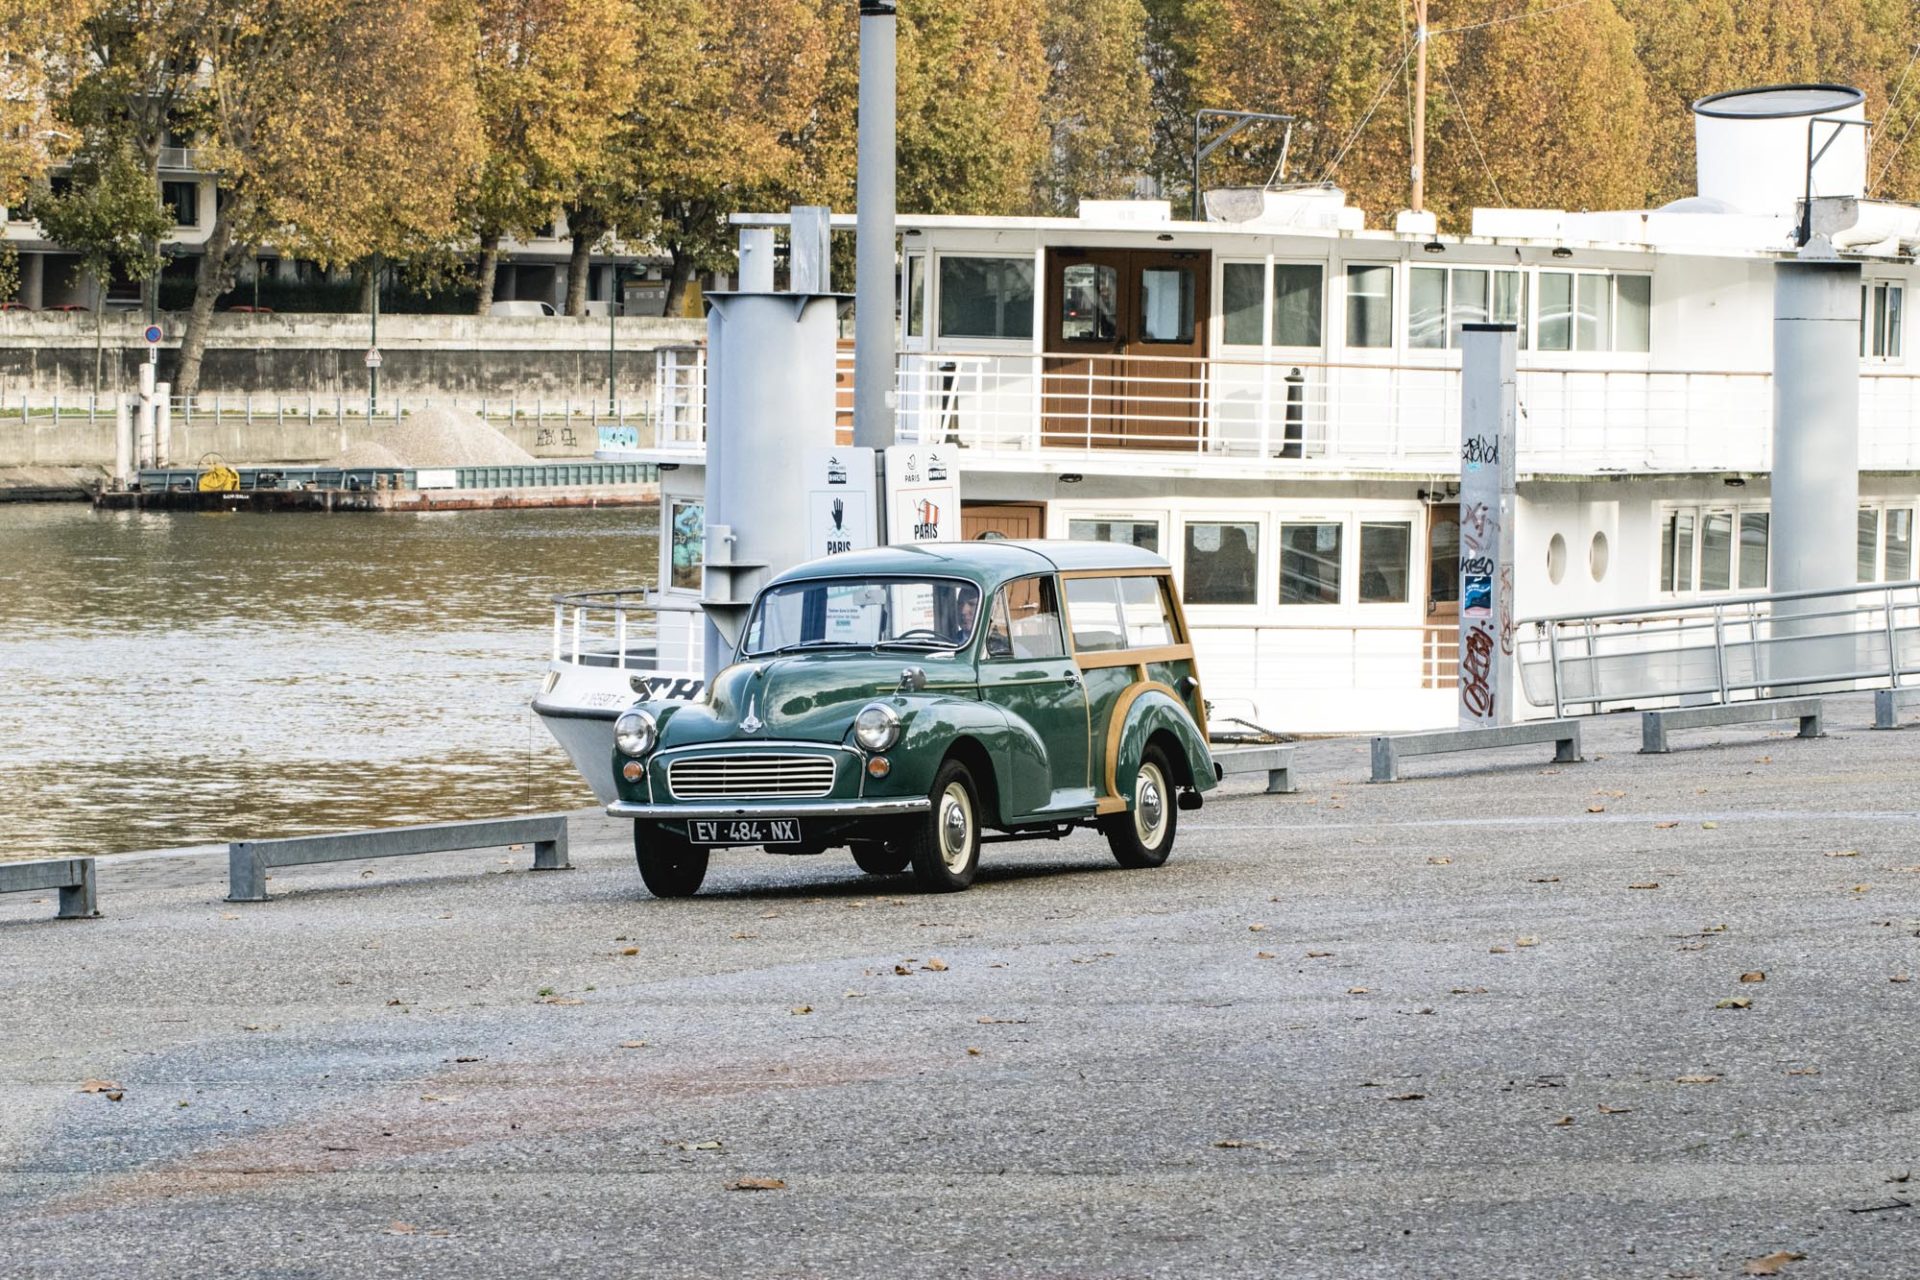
[144,324,163,344]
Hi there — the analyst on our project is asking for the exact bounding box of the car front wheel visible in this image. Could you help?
[904,759,982,892]
[633,822,709,898]
[1104,744,1178,869]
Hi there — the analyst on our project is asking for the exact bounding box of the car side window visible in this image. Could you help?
[1063,577,1126,652]
[986,576,1066,660]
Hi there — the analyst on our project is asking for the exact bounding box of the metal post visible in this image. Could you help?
[1411,0,1428,214]
[1547,624,1565,719]
[1457,323,1518,729]
[853,1,897,455]
[1712,603,1731,704]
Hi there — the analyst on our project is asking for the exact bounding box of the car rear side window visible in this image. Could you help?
[1064,574,1179,652]
[987,576,1066,660]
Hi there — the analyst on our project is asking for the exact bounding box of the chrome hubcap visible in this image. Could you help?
[937,783,973,872]
[1134,764,1168,848]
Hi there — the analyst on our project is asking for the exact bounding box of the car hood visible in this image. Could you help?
[662,651,975,746]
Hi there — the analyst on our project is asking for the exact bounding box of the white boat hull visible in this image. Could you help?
[532,659,706,804]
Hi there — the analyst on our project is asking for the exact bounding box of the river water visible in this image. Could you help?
[0,503,656,861]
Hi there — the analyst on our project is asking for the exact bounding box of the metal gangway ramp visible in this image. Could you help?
[1517,580,1920,718]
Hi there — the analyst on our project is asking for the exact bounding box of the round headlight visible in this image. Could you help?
[614,708,657,757]
[853,702,902,752]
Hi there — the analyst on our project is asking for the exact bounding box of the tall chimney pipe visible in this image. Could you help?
[853,0,897,452]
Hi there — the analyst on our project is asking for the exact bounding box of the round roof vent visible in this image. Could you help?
[1692,84,1866,120]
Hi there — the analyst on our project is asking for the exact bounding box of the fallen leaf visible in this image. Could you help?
[1213,1139,1249,1148]
[1489,946,1510,954]
[1851,884,1871,894]
[1889,1171,1912,1184]
[922,958,949,972]
[1702,821,1720,830]
[1515,936,1540,948]
[727,1178,786,1192]
[1715,996,1753,1010]
[78,1079,120,1094]
[620,947,639,956]
[1529,876,1560,884]
[1426,856,1452,866]
[1825,849,1861,858]
[672,1139,723,1151]
[1587,805,1606,813]
[975,1016,1027,1024]
[1893,974,1912,984]
[844,991,867,999]
[617,1040,647,1049]
[540,996,584,1006]
[1742,1251,1806,1276]
[1629,882,1661,890]
[758,911,781,920]
[892,964,912,976]
[1553,1115,1575,1127]
[730,932,759,940]
[1386,1093,1425,1102]
[1786,1067,1820,1076]
[1255,951,1276,959]
[1347,987,1370,995]
[1597,1104,1632,1114]
[1675,1073,1721,1084]
[1306,950,1333,958]
[1740,971,1766,983]
[966,1046,982,1056]
[388,1222,417,1235]
[1654,821,1680,829]
[454,1056,482,1063]
[1449,986,1488,995]
[790,1005,813,1015]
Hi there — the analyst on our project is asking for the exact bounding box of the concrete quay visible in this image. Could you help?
[3,692,1918,1278]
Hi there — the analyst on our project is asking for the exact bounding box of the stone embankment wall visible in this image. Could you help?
[0,312,707,399]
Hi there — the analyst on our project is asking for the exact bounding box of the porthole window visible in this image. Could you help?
[1547,533,1568,585]
[1589,531,1610,582]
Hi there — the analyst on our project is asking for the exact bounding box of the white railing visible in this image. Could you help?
[1517,580,1920,716]
[658,345,1920,474]
[550,586,705,673]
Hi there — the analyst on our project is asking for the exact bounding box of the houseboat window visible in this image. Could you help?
[1061,262,1119,342]
[938,256,1034,340]
[1279,521,1343,605]
[1120,576,1177,646]
[1068,518,1160,554]
[1700,512,1734,592]
[1862,282,1903,358]
[1359,521,1412,603]
[1660,511,1694,593]
[906,254,927,339]
[1346,265,1393,348]
[1140,266,1195,343]
[669,500,704,591]
[1222,262,1264,345]
[988,576,1065,660]
[1860,509,1881,582]
[1410,267,1529,350]
[1275,264,1323,346]
[1888,509,1914,580]
[1539,271,1650,353]
[1183,521,1259,605]
[1739,514,1770,589]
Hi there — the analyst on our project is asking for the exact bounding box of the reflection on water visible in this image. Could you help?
[0,504,656,859]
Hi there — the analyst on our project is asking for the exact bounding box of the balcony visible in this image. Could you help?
[646,347,1920,475]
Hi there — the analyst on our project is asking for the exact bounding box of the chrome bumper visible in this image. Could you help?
[607,797,932,821]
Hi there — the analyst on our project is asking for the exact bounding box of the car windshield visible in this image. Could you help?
[741,577,982,656]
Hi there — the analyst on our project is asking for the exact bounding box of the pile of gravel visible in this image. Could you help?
[334,408,533,468]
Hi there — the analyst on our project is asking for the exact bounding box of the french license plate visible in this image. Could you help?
[688,818,803,846]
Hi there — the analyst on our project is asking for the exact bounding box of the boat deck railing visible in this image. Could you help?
[550,586,705,672]
[1517,580,1920,717]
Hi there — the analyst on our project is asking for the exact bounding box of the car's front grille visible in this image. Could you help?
[667,753,837,800]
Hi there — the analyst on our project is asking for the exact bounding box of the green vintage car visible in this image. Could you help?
[607,540,1217,896]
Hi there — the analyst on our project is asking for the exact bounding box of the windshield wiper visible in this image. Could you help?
[875,638,962,651]
[750,639,865,657]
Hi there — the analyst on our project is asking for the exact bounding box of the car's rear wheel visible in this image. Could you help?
[633,822,709,897]
[1104,745,1177,869]
[904,759,981,892]
[850,841,910,876]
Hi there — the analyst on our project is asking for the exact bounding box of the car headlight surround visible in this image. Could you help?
[614,707,658,758]
[853,701,902,752]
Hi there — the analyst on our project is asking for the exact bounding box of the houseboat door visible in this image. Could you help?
[1043,248,1210,450]
[1423,503,1460,689]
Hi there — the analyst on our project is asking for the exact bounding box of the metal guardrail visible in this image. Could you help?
[1875,687,1920,728]
[1640,697,1823,754]
[228,814,570,902]
[1370,720,1583,783]
[1519,580,1920,717]
[1214,744,1298,794]
[0,857,99,919]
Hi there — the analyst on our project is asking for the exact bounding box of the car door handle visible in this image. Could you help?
[1062,669,1081,685]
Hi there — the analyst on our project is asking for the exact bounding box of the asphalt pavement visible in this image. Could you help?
[3,694,1918,1278]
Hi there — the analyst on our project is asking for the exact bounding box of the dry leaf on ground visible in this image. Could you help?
[78,1079,119,1094]
[1553,1115,1574,1126]
[1426,856,1452,866]
[1742,1252,1806,1276]
[387,1222,417,1235]
[617,1041,647,1049]
[1597,1104,1632,1114]
[790,1005,813,1015]
[1306,950,1333,958]
[620,947,639,956]
[1587,805,1606,813]
[1515,936,1540,947]
[966,1047,982,1056]
[1386,1092,1425,1102]
[1654,821,1680,829]
[1825,850,1860,858]
[1629,882,1661,890]
[1676,1073,1721,1084]
[1892,974,1912,984]
[1255,951,1276,959]
[1702,821,1720,830]
[1740,971,1766,983]
[1715,996,1753,1010]
[922,958,949,972]
[1347,987,1370,995]
[726,1178,787,1192]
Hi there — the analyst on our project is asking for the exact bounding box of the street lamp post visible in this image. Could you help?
[607,263,627,417]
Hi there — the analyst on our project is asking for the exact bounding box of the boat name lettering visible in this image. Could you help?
[629,675,707,701]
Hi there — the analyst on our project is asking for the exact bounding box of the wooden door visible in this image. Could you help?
[1423,503,1460,689]
[1042,249,1129,448]
[962,502,1047,542]
[1122,249,1209,450]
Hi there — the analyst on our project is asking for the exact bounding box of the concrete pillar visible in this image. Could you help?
[700,291,842,680]
[20,252,44,310]
[154,383,172,468]
[1770,258,1863,689]
[852,0,897,452]
[1457,324,1519,728]
[136,361,156,467]
[113,394,132,488]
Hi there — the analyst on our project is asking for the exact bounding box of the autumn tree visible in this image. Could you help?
[622,0,855,316]
[0,1,97,207]
[172,0,482,400]
[894,0,1048,215]
[466,0,639,314]
[1031,0,1154,213]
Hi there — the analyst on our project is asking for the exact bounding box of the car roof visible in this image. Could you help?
[769,539,1170,588]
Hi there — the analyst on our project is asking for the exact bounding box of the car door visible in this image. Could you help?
[974,575,1092,816]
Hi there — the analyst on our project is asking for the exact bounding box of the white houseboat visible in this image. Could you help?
[538,84,1920,795]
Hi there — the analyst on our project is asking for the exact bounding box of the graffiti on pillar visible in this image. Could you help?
[1460,622,1497,719]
